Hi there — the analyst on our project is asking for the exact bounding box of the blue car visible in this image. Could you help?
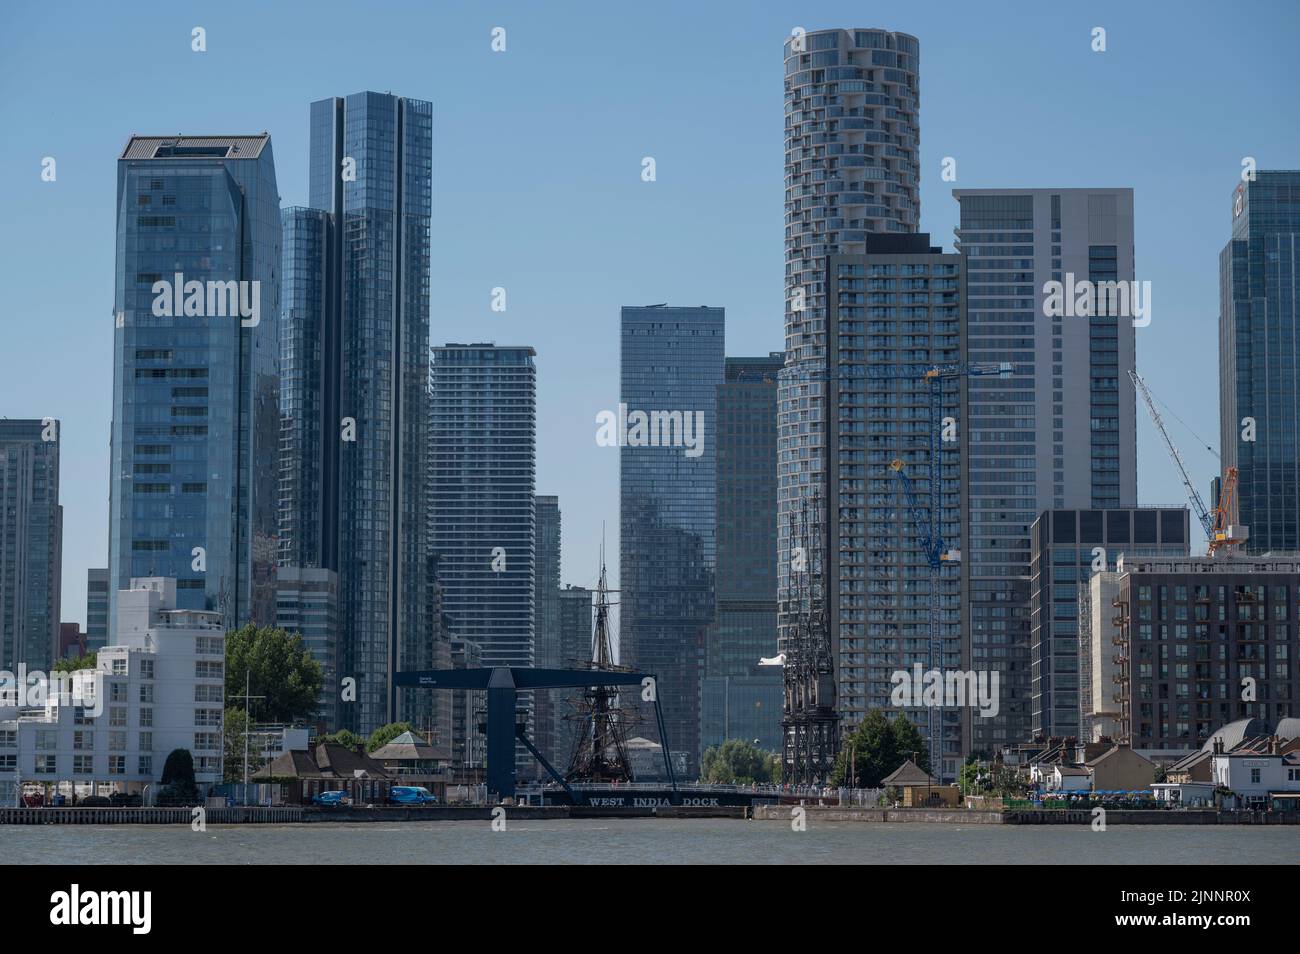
[387,786,437,806]
[312,790,351,807]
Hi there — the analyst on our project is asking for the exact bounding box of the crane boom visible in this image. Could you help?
[1129,370,1214,536]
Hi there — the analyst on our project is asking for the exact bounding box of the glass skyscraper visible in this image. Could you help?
[954,188,1137,753]
[778,29,920,780]
[619,305,724,774]
[109,135,281,633]
[1220,171,1300,553]
[278,93,434,735]
[0,420,62,672]
[700,355,784,755]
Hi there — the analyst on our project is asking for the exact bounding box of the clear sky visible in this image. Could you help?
[1,0,1297,626]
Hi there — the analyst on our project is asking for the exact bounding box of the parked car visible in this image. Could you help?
[311,790,351,807]
[388,786,438,806]
[79,795,112,807]
[108,791,142,807]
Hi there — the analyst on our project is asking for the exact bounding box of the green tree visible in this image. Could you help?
[831,711,931,787]
[700,739,779,784]
[318,729,364,750]
[224,624,323,723]
[891,716,931,775]
[53,652,96,674]
[159,748,199,804]
[367,722,416,753]
[223,707,266,784]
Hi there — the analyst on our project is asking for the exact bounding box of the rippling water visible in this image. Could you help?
[8,820,1298,864]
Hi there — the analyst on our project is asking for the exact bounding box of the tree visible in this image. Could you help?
[367,722,416,753]
[223,707,266,784]
[159,748,199,805]
[318,729,364,750]
[224,624,323,723]
[700,739,779,784]
[831,711,931,787]
[53,652,96,674]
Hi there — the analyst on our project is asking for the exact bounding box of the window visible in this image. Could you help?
[138,756,152,776]
[109,731,127,751]
[109,707,127,727]
[139,659,154,679]
[139,707,153,728]
[35,755,56,775]
[108,756,126,775]
[35,730,57,750]
[139,684,154,704]
[73,755,94,774]
[73,731,94,750]
[1251,768,1261,784]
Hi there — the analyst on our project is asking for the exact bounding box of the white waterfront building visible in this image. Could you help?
[0,578,225,802]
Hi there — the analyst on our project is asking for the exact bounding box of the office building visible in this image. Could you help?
[555,584,592,766]
[1220,171,1300,553]
[0,419,62,673]
[450,638,485,777]
[533,495,561,769]
[86,568,109,652]
[277,93,434,736]
[954,188,1138,753]
[701,355,783,755]
[273,566,339,729]
[778,28,921,781]
[1112,555,1300,754]
[109,135,280,632]
[620,305,724,775]
[1030,508,1189,740]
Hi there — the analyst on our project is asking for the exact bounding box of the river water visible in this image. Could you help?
[6,820,1297,864]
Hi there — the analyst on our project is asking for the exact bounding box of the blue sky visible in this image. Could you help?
[1,0,1297,625]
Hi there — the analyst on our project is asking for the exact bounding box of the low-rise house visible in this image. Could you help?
[1210,736,1300,810]
[882,759,961,807]
[1046,765,1091,793]
[254,741,394,805]
[1085,744,1156,792]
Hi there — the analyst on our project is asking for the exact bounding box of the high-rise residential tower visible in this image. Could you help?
[778,29,920,780]
[1220,171,1300,553]
[109,135,280,633]
[429,343,537,776]
[0,420,62,672]
[620,305,724,774]
[954,188,1138,753]
[277,92,434,735]
[700,355,783,755]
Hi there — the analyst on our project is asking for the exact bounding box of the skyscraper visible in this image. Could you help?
[619,305,724,774]
[701,355,783,755]
[277,92,434,735]
[0,420,62,672]
[533,494,562,768]
[828,239,965,779]
[778,29,920,780]
[954,188,1138,753]
[1220,171,1300,553]
[109,135,280,633]
[429,343,537,775]
[556,583,592,765]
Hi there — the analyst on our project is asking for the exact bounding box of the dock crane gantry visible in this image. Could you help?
[1128,370,1246,555]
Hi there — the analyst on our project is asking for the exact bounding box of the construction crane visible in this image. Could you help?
[884,361,1013,776]
[1128,370,1246,555]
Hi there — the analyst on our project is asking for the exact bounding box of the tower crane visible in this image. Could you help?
[1128,370,1246,555]
[884,361,1012,776]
